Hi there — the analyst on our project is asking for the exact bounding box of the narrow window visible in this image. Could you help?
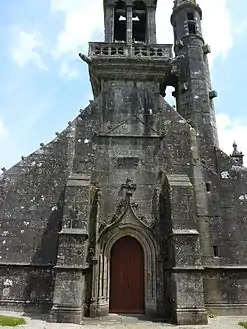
[132,1,147,43]
[212,245,219,257]
[206,182,211,192]
[174,23,177,40]
[188,22,196,34]
[187,12,195,21]
[114,0,127,42]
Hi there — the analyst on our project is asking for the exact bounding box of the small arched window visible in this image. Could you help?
[114,0,127,42]
[133,1,147,43]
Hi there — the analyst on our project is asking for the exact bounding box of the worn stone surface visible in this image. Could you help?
[1,312,247,329]
[1,0,247,326]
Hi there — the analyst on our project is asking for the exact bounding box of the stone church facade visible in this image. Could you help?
[1,0,247,325]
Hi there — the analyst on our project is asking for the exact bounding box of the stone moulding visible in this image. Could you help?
[66,174,91,187]
[99,198,150,236]
[205,303,247,316]
[95,224,158,318]
[99,178,152,235]
[59,228,88,236]
[89,180,159,317]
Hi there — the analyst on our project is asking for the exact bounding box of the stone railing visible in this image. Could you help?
[88,42,173,58]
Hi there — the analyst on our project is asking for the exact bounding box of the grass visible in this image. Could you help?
[207,312,217,318]
[239,322,247,329]
[0,315,26,327]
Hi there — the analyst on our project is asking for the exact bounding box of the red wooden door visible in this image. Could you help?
[109,236,145,314]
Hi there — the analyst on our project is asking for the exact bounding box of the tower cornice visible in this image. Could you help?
[85,41,173,97]
[171,1,202,24]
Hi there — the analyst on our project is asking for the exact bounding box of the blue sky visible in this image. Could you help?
[1,0,247,169]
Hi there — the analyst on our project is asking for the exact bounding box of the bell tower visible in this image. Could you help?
[83,1,172,98]
[104,0,157,44]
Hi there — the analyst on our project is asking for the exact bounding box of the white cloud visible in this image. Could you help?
[216,113,247,164]
[60,61,79,80]
[51,0,104,59]
[11,30,48,71]
[50,0,104,79]
[197,0,233,61]
[234,18,247,38]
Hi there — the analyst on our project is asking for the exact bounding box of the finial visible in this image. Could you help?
[233,141,237,152]
[230,141,244,165]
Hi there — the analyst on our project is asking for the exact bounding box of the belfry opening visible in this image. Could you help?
[132,1,147,43]
[114,0,127,42]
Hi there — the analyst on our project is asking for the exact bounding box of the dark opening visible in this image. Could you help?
[174,23,177,40]
[213,245,219,257]
[133,1,147,43]
[188,22,196,34]
[187,12,195,21]
[114,0,127,42]
[206,182,211,192]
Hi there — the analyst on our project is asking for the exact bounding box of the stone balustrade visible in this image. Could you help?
[89,42,173,58]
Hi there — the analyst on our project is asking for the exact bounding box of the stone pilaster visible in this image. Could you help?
[166,175,208,325]
[104,5,114,42]
[126,5,133,44]
[147,6,156,43]
[50,174,91,323]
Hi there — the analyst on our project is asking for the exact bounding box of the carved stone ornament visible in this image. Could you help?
[99,178,149,235]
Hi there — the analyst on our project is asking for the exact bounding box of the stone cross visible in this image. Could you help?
[121,178,136,198]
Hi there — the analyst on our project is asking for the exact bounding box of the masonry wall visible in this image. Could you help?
[0,129,71,309]
[1,76,247,319]
[199,149,247,314]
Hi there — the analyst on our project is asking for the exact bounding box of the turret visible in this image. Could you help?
[231,142,244,166]
[171,0,203,42]
[171,0,219,168]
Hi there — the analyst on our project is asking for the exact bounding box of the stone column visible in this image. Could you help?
[147,6,157,44]
[105,5,114,42]
[88,189,108,317]
[126,6,133,44]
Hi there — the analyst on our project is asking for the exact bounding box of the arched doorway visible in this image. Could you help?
[109,236,145,314]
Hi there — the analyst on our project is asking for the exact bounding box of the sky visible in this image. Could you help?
[0,0,247,169]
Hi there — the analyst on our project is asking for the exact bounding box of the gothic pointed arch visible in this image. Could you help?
[94,177,159,316]
[98,221,158,316]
